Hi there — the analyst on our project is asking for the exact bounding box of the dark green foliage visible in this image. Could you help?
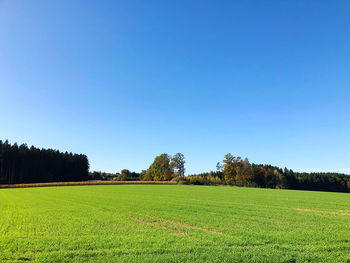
[293,172,350,192]
[182,171,224,185]
[0,140,89,184]
[89,170,141,181]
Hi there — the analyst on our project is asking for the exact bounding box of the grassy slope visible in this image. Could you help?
[1,185,350,262]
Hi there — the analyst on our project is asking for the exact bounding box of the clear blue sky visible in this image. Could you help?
[1,1,349,174]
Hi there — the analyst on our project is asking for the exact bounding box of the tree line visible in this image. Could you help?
[182,154,350,193]
[0,140,89,184]
[89,169,141,181]
[1,140,349,193]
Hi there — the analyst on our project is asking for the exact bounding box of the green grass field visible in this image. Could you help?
[1,185,350,262]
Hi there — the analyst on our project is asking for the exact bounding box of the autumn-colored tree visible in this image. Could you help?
[241,158,253,184]
[144,153,174,181]
[222,154,244,185]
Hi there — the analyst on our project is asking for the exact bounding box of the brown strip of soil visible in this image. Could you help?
[130,217,186,235]
[0,181,176,189]
[146,215,224,235]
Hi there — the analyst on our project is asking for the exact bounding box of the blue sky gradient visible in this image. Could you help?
[1,1,349,174]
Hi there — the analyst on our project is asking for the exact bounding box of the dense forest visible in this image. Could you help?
[1,140,349,193]
[0,140,89,184]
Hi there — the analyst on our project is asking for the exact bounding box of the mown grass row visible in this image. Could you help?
[0,180,176,189]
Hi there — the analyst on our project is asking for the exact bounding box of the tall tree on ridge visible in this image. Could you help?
[170,153,186,177]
